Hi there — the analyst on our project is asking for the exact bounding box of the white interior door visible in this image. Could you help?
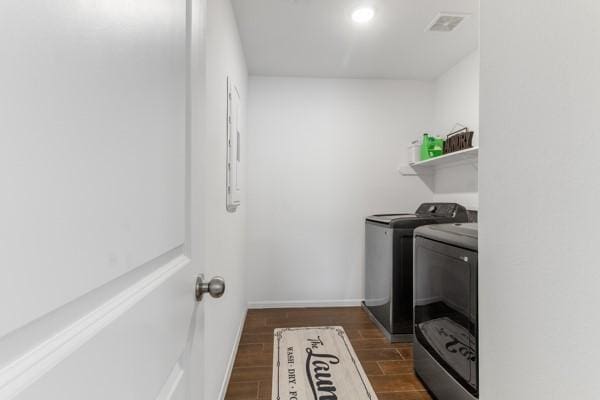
[0,0,207,399]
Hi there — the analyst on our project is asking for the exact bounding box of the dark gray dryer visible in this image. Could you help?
[413,223,479,400]
[362,203,468,342]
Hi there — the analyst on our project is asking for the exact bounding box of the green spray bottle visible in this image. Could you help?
[420,133,444,161]
[420,133,431,161]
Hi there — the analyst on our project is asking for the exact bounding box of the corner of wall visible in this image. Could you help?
[204,0,249,398]
[430,49,480,210]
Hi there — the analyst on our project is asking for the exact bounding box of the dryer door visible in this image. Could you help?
[414,236,478,395]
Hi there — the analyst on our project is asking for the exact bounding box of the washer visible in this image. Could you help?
[362,203,468,342]
[413,223,478,400]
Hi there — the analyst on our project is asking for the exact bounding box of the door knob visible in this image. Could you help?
[195,275,226,301]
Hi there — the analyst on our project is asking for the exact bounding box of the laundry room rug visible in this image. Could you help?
[272,326,378,400]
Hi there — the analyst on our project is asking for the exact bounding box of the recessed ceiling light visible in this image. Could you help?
[352,7,375,24]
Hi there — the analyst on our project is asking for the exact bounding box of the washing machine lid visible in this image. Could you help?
[366,203,469,226]
[365,213,416,224]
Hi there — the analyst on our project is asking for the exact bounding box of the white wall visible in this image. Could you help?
[246,77,433,306]
[480,1,600,398]
[431,50,479,209]
[204,0,248,398]
[432,50,480,139]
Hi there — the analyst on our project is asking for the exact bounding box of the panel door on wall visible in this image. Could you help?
[0,0,207,398]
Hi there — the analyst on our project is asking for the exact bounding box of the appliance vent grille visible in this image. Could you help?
[426,13,469,32]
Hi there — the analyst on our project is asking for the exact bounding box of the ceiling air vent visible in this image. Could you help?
[426,13,470,32]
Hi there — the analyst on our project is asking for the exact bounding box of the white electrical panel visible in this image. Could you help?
[226,77,241,212]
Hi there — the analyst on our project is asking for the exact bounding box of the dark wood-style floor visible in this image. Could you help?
[224,307,432,400]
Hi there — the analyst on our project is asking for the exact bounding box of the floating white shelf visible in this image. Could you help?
[399,147,478,176]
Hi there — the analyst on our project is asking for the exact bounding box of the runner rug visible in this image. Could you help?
[272,326,378,400]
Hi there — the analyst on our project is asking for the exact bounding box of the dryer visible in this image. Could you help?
[413,223,478,400]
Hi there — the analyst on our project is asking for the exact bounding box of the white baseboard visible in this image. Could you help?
[217,306,248,400]
[247,299,363,309]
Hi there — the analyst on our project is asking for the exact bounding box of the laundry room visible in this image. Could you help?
[4,0,598,400]
[234,0,479,399]
[243,2,479,308]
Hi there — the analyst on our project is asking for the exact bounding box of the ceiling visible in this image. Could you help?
[231,0,479,80]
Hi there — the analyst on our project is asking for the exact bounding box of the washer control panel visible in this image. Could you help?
[415,203,464,218]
